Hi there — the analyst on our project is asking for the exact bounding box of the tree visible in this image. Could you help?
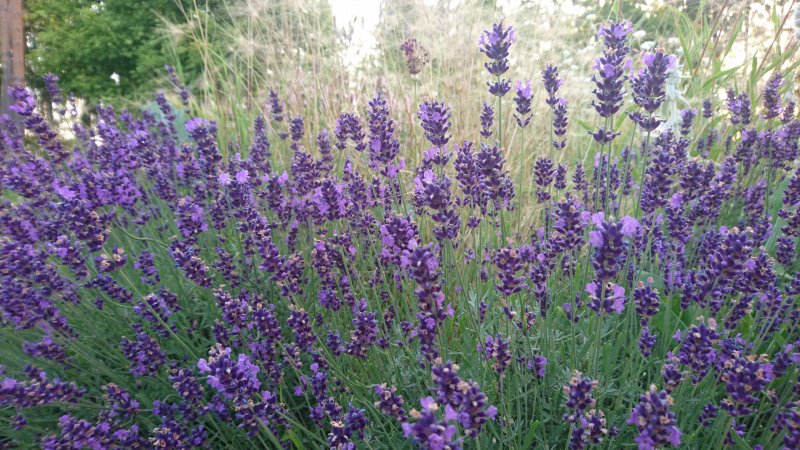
[1,0,25,112]
[25,0,218,107]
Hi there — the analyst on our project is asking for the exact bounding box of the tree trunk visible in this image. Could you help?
[1,0,24,113]
[1,0,12,112]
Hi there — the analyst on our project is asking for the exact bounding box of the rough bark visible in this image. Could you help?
[1,0,24,113]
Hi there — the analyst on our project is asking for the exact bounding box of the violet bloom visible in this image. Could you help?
[413,169,460,242]
[43,73,64,105]
[494,243,528,297]
[586,280,626,315]
[164,65,190,106]
[287,305,316,350]
[542,64,563,107]
[640,149,676,216]
[175,196,208,243]
[374,384,407,421]
[8,86,68,162]
[368,92,403,178]
[196,344,261,405]
[633,281,660,326]
[627,385,681,449]
[480,102,494,138]
[630,50,677,116]
[400,241,452,361]
[674,318,720,383]
[553,163,568,190]
[334,112,367,152]
[346,307,379,359]
[400,38,430,75]
[719,352,774,417]
[588,212,639,282]
[94,246,127,273]
[661,352,684,392]
[120,326,165,377]
[702,98,713,118]
[591,22,633,119]
[638,327,657,358]
[430,361,497,437]
[726,89,752,125]
[185,118,222,178]
[527,355,547,379]
[678,108,697,136]
[513,80,533,127]
[698,403,718,426]
[479,333,512,374]
[761,72,783,120]
[571,409,610,449]
[479,20,516,97]
[328,404,369,449]
[562,371,598,423]
[551,195,585,254]
[268,89,285,122]
[475,142,515,214]
[22,336,67,362]
[248,115,271,174]
[418,100,452,147]
[289,116,304,147]
[380,214,420,267]
[534,156,555,203]
[552,98,568,149]
[401,397,461,449]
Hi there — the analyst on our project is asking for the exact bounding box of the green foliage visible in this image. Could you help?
[25,0,217,105]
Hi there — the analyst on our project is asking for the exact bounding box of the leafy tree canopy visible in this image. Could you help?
[26,0,218,105]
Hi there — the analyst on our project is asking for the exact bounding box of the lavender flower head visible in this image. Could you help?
[196,345,261,405]
[552,98,568,149]
[588,212,639,282]
[631,50,678,113]
[761,72,783,120]
[401,396,461,449]
[591,21,633,119]
[627,385,681,450]
[400,38,430,76]
[43,73,64,104]
[513,79,533,127]
[542,65,563,107]
[479,20,516,97]
[480,102,494,138]
[418,100,452,147]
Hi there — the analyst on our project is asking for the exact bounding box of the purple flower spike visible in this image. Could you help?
[542,65,563,107]
[513,79,533,127]
[478,20,515,77]
[400,38,430,75]
[480,333,512,374]
[563,371,598,423]
[196,344,261,405]
[479,102,494,138]
[479,20,516,97]
[591,22,633,120]
[418,100,452,147]
[494,243,528,297]
[627,49,676,132]
[401,397,461,449]
[627,385,681,449]
[761,72,783,120]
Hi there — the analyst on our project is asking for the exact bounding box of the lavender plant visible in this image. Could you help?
[1,16,799,450]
